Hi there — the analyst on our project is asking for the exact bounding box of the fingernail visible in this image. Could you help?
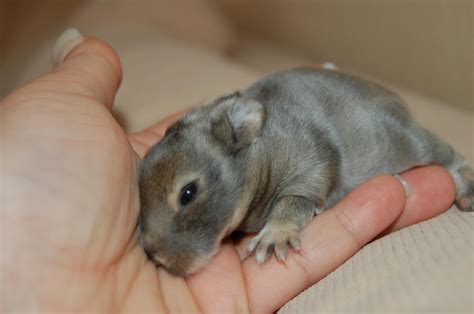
[394,174,413,197]
[52,28,84,66]
[322,62,338,70]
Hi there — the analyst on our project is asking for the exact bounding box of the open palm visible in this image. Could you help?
[1,36,456,313]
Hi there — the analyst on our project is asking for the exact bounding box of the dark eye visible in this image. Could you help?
[180,182,198,206]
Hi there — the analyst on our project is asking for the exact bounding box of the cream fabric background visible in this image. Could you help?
[0,0,238,100]
[216,0,473,111]
[281,207,473,313]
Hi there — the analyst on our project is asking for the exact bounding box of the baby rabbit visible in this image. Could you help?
[138,68,473,276]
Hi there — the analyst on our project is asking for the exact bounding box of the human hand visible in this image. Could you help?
[1,31,456,313]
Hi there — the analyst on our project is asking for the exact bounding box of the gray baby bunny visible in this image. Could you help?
[138,68,473,276]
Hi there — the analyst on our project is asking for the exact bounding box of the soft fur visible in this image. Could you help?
[138,68,473,276]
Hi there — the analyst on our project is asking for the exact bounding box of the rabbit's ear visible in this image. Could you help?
[212,95,266,154]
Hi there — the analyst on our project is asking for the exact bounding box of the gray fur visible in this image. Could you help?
[138,67,474,276]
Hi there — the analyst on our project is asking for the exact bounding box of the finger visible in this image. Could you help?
[235,165,455,260]
[128,110,188,158]
[52,29,122,110]
[233,233,255,261]
[185,242,250,313]
[381,165,455,235]
[243,175,406,313]
[7,28,122,111]
[156,268,201,313]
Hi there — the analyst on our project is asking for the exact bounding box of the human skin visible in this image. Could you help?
[0,37,456,313]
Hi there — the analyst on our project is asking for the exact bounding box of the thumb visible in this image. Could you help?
[51,28,122,110]
[6,28,122,110]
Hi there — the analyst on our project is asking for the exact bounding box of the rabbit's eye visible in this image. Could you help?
[180,182,197,206]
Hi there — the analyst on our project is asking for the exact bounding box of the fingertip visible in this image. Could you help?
[49,31,123,109]
[402,165,456,216]
[333,174,407,240]
[352,174,407,208]
[52,28,84,67]
[63,37,123,86]
[404,165,456,207]
[384,165,456,234]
